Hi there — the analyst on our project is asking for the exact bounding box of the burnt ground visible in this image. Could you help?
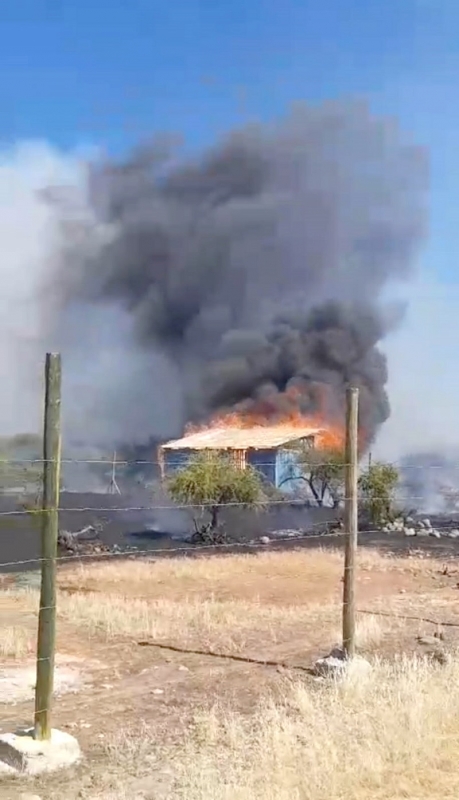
[0,490,459,573]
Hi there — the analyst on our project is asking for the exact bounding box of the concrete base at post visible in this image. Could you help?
[0,728,81,776]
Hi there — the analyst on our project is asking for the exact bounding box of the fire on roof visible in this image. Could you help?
[161,424,321,451]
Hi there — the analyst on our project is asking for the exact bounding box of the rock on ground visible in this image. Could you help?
[312,648,372,679]
[0,728,81,776]
[383,515,450,539]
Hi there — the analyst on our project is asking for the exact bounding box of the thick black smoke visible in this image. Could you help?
[52,101,428,444]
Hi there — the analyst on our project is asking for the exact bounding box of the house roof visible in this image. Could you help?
[161,424,320,451]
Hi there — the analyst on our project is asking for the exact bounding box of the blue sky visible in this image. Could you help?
[1,0,458,286]
[0,1,454,143]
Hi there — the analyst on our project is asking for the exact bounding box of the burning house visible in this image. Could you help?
[159,423,326,492]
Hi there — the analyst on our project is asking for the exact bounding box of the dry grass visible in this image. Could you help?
[59,549,345,603]
[57,591,341,653]
[93,653,459,800]
[53,548,440,656]
[58,547,436,608]
[0,626,33,659]
[56,592,405,655]
[66,549,459,799]
[165,656,459,799]
[1,546,456,799]
[340,613,392,649]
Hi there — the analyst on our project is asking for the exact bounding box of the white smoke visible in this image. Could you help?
[0,142,183,449]
[0,142,83,435]
[377,273,459,459]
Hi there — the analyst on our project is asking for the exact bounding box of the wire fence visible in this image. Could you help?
[1,361,459,761]
[0,517,458,570]
[0,448,457,568]
[3,454,459,467]
[1,535,458,735]
[0,518,458,753]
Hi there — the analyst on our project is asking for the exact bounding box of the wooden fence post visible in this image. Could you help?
[34,353,62,740]
[342,386,359,658]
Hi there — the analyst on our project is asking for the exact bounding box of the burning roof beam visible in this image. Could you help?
[161,424,320,451]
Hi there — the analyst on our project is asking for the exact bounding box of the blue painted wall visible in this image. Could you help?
[275,448,307,494]
[246,448,276,484]
[163,446,307,494]
[163,449,196,473]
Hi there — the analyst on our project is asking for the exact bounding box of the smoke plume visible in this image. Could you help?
[46,100,427,447]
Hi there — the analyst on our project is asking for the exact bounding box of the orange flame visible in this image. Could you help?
[186,385,347,451]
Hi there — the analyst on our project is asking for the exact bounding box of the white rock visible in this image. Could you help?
[0,728,81,776]
[422,518,432,529]
[260,536,270,545]
[430,529,441,539]
[448,530,459,539]
[403,527,416,537]
[312,650,371,680]
[312,655,347,678]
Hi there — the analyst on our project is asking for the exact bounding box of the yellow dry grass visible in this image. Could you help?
[58,591,342,653]
[52,548,439,656]
[58,547,434,602]
[0,625,33,659]
[167,656,459,799]
[56,590,411,656]
[1,547,456,799]
[67,549,459,800]
[59,549,344,603]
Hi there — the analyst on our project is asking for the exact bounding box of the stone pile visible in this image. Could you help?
[58,531,112,556]
[382,516,459,539]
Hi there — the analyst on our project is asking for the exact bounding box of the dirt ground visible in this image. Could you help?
[1,545,459,799]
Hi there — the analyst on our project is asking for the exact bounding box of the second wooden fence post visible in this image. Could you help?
[342,386,359,658]
[34,353,62,741]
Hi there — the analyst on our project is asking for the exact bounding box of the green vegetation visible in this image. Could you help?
[167,451,266,536]
[358,461,399,525]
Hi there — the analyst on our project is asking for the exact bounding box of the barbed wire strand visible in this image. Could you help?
[0,598,456,725]
[2,549,459,729]
[2,599,459,729]
[0,446,457,726]
[2,455,459,469]
[0,521,458,571]
[0,493,458,516]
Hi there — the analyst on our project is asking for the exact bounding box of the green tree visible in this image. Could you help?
[283,444,346,507]
[167,452,266,535]
[358,461,399,525]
